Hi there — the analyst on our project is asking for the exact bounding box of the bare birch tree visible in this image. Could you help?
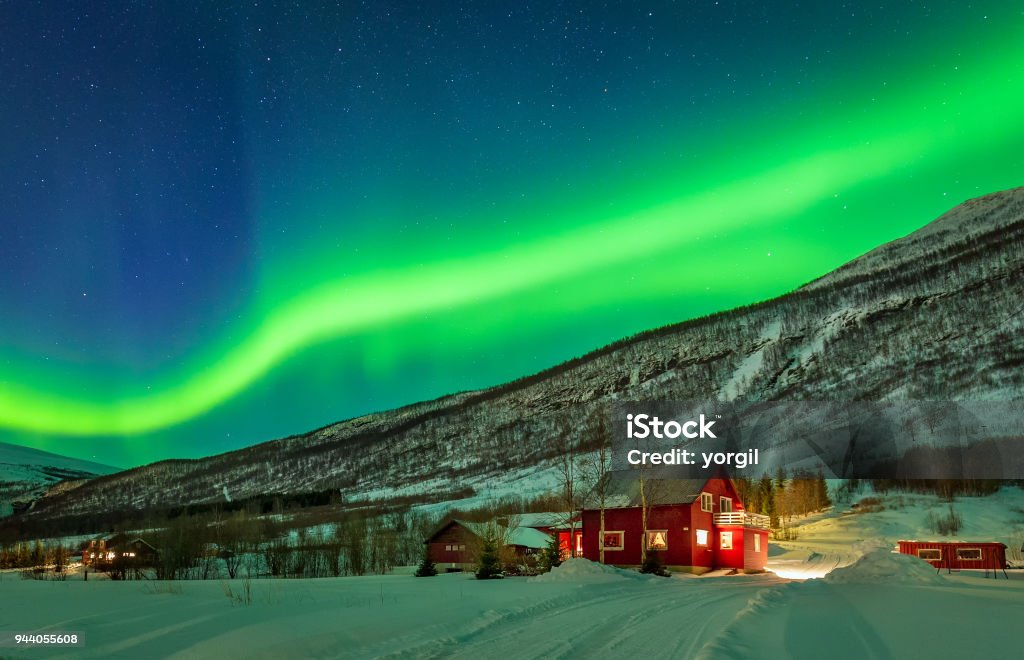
[581,409,613,564]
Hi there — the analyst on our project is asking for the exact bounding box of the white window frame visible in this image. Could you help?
[645,530,669,551]
[917,548,942,560]
[720,496,732,513]
[696,529,709,546]
[720,531,733,550]
[700,492,713,512]
[754,533,761,553]
[955,548,982,561]
[602,531,625,551]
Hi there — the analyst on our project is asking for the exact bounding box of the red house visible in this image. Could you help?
[581,475,769,574]
[897,540,1008,577]
[424,519,551,572]
[514,512,583,560]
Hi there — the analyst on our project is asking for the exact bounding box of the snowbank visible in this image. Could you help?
[529,558,646,584]
[824,544,946,585]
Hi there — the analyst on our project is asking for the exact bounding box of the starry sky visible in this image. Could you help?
[1,1,1023,468]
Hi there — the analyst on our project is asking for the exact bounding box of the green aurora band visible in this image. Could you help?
[2,23,1024,446]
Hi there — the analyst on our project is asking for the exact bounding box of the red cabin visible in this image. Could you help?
[513,512,583,559]
[581,475,769,574]
[897,540,1008,576]
[424,519,551,572]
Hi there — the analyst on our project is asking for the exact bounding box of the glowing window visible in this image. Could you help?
[696,529,709,546]
[918,548,941,560]
[720,531,733,550]
[603,531,624,550]
[956,548,981,561]
[700,493,713,512]
[754,533,761,553]
[646,530,668,551]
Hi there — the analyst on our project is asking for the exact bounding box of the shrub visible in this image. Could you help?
[926,505,963,536]
[640,553,670,577]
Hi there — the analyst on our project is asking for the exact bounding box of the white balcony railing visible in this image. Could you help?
[713,512,770,529]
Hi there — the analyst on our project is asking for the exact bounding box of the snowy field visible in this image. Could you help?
[768,485,1024,578]
[3,486,1023,658]
[0,556,1020,659]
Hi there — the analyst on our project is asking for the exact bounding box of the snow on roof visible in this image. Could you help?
[505,526,554,550]
[513,511,572,529]
[427,518,553,549]
[586,474,710,509]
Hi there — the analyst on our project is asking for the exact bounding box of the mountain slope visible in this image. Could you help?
[0,442,120,517]
[14,187,1024,525]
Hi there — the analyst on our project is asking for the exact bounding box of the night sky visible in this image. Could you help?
[2,2,1023,467]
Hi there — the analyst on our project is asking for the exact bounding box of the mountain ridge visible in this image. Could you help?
[8,186,1024,528]
[0,441,120,517]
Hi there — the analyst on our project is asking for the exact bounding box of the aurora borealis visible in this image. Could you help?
[2,2,1023,467]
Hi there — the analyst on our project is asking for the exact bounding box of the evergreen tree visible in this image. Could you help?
[814,471,831,511]
[475,534,503,580]
[757,474,778,528]
[414,546,437,577]
[541,535,562,572]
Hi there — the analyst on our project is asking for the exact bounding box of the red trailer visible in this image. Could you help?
[897,540,1008,578]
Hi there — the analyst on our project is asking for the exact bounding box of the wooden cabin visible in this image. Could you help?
[514,512,583,560]
[424,519,551,572]
[82,534,158,567]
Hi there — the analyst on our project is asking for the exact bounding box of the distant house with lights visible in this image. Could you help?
[511,512,583,560]
[81,534,158,567]
[424,519,552,572]
[580,474,769,574]
[898,540,1008,577]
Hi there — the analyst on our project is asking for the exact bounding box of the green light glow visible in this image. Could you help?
[2,20,1023,448]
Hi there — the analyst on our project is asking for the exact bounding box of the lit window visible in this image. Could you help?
[700,493,713,512]
[720,497,732,513]
[720,532,733,550]
[444,544,453,551]
[696,529,709,546]
[646,530,668,551]
[754,533,761,553]
[956,548,982,561]
[918,548,941,560]
[602,532,624,550]
[458,544,466,551]
[575,534,583,554]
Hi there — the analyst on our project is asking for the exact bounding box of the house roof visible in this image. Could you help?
[505,526,554,550]
[511,511,573,529]
[103,532,155,552]
[584,474,720,509]
[108,535,157,552]
[424,518,553,549]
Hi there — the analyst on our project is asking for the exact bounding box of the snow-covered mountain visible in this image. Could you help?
[12,187,1024,528]
[0,442,119,517]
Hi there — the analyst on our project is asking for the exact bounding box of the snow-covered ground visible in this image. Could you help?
[0,556,1019,659]
[3,487,1022,658]
[768,485,1024,578]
